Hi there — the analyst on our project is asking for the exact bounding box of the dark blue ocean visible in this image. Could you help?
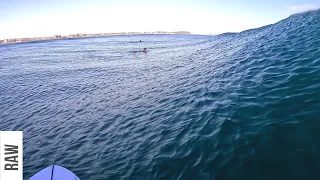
[1,10,320,180]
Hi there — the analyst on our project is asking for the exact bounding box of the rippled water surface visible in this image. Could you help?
[1,10,320,180]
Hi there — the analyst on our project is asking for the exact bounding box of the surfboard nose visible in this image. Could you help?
[29,165,80,180]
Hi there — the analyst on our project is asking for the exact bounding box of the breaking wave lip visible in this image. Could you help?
[216,9,320,36]
[0,8,320,180]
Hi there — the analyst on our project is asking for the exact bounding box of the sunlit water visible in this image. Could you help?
[1,10,320,180]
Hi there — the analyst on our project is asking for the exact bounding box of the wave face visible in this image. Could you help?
[1,10,320,180]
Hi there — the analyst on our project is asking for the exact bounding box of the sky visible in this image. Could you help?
[0,0,319,39]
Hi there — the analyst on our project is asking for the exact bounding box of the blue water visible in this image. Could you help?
[1,10,320,180]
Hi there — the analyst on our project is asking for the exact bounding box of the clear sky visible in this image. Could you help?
[0,0,319,39]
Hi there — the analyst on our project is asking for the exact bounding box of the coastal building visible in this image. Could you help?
[173,31,191,34]
[54,35,62,39]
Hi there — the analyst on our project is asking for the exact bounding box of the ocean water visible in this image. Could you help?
[1,10,320,180]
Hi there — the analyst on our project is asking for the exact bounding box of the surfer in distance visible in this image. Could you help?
[132,48,147,53]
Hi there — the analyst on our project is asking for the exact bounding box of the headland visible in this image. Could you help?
[0,31,191,45]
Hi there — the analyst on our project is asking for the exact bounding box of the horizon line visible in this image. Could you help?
[0,31,195,45]
[0,31,193,41]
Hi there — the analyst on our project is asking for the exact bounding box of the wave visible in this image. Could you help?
[1,9,320,180]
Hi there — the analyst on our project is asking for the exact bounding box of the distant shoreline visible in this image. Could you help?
[0,31,191,45]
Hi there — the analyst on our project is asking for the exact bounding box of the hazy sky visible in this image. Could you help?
[0,0,319,39]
